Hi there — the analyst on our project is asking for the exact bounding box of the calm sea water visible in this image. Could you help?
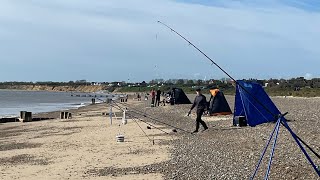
[0,90,109,118]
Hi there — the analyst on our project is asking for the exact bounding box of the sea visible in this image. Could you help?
[0,90,111,118]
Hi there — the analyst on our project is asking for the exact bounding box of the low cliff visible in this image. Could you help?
[0,85,106,92]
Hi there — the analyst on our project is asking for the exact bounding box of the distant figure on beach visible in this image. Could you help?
[137,93,141,101]
[155,89,161,107]
[188,88,208,133]
[166,93,172,104]
[162,98,166,106]
[150,89,156,106]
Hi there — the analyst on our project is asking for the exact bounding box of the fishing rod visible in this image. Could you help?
[131,117,154,144]
[111,100,173,135]
[158,21,320,171]
[115,98,319,160]
[110,102,155,145]
[127,112,174,138]
[112,99,191,133]
[111,101,170,134]
[157,21,277,118]
[158,21,235,84]
[280,121,320,159]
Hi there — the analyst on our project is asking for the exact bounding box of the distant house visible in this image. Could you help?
[91,82,102,86]
[209,79,215,84]
[140,81,147,87]
[108,81,125,87]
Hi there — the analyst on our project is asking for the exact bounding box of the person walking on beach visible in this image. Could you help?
[188,88,208,133]
[155,88,161,106]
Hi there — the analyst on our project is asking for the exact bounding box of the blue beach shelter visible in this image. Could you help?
[233,80,320,179]
[234,80,281,127]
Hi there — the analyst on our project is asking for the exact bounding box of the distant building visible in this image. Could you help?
[91,82,102,86]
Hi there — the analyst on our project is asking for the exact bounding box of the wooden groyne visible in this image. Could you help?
[0,111,54,123]
[0,117,55,123]
[71,93,110,98]
[0,117,19,123]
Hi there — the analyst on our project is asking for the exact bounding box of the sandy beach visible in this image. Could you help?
[0,99,172,180]
[1,95,320,179]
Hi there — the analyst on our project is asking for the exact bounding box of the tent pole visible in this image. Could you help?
[281,119,320,176]
[264,117,281,180]
[251,118,281,180]
[280,122,320,159]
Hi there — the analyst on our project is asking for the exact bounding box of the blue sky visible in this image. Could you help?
[0,0,319,82]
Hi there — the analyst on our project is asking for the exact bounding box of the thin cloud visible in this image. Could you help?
[0,0,319,81]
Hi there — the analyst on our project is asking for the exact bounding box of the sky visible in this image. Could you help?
[0,0,319,82]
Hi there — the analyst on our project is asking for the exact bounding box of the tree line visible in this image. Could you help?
[1,77,320,97]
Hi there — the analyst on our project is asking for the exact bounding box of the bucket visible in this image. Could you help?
[116,135,125,142]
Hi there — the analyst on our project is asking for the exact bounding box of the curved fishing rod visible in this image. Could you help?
[158,21,320,158]
[127,113,174,139]
[114,102,181,134]
[158,21,235,83]
[110,102,155,144]
[128,114,175,141]
[112,99,192,133]
[111,100,173,135]
[157,21,276,118]
[158,21,320,167]
[131,117,153,143]
[280,121,320,159]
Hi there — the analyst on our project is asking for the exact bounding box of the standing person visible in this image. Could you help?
[155,88,161,107]
[137,93,141,101]
[188,88,208,133]
[150,89,156,107]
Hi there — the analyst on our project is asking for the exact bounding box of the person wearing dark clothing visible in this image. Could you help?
[155,89,161,106]
[188,88,208,133]
[150,89,156,106]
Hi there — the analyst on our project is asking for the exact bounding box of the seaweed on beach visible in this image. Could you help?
[0,126,20,131]
[0,131,22,138]
[0,154,50,166]
[34,131,80,139]
[0,142,42,151]
[0,127,54,139]
[33,126,82,138]
[86,162,170,177]
[62,126,82,131]
[121,149,155,155]
[61,119,93,123]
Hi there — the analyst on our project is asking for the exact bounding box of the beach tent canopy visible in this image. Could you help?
[167,88,191,104]
[234,80,320,176]
[208,89,232,116]
[234,80,281,127]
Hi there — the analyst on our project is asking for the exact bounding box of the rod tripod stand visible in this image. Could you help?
[251,113,320,179]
